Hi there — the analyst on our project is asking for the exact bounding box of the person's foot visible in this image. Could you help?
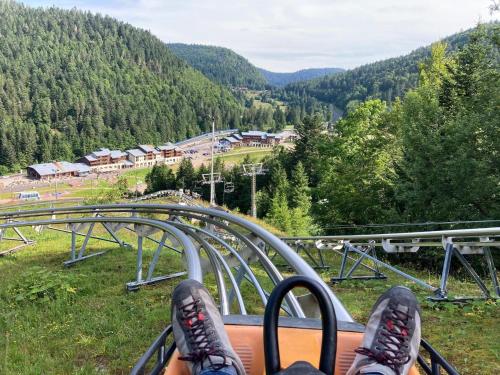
[347,286,421,375]
[171,279,246,375]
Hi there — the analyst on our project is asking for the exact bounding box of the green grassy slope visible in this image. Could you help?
[0,211,498,374]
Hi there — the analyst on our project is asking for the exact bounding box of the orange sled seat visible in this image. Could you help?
[164,315,420,375]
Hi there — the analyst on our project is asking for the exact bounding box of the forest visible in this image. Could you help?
[146,25,499,233]
[259,67,344,87]
[0,2,244,173]
[280,23,499,114]
[167,43,268,89]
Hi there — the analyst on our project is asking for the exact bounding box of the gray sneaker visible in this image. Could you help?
[347,286,421,375]
[171,279,246,375]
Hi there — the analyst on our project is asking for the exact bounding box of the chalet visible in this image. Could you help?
[78,148,131,172]
[138,145,162,163]
[156,143,183,164]
[27,162,90,180]
[241,131,282,147]
[126,149,147,168]
[218,136,242,151]
[265,133,282,146]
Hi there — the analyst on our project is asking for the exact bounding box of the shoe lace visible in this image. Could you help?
[177,298,228,370]
[355,305,412,375]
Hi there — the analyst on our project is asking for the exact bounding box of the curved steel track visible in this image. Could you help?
[0,203,353,321]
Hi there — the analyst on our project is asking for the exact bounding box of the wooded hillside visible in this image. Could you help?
[281,24,499,113]
[259,67,344,87]
[0,2,243,172]
[167,43,268,89]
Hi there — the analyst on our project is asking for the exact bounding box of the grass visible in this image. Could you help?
[218,149,273,164]
[0,225,184,374]
[0,211,498,374]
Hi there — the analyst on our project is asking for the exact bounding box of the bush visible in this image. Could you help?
[2,266,78,305]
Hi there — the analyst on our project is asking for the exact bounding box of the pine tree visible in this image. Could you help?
[289,162,313,235]
[265,165,292,233]
[145,164,176,193]
[176,158,196,190]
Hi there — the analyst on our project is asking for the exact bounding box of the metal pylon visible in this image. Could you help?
[331,241,386,283]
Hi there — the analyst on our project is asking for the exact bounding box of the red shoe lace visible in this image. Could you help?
[355,306,412,375]
[178,298,228,370]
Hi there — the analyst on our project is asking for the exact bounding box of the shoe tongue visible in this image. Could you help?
[396,304,408,314]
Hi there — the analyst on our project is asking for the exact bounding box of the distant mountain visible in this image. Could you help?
[259,67,345,87]
[167,43,268,89]
[167,44,345,88]
[282,23,498,112]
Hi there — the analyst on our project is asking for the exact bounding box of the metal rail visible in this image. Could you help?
[0,216,202,284]
[0,204,352,321]
[0,204,479,374]
[282,229,499,301]
[281,227,500,241]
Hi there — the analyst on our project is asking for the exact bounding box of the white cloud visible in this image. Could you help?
[22,0,498,71]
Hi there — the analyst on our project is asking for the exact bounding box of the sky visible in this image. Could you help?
[22,0,498,72]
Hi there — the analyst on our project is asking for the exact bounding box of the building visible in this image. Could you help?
[240,131,282,147]
[138,145,161,162]
[218,136,242,151]
[77,148,132,172]
[27,162,90,180]
[126,148,147,168]
[157,143,183,164]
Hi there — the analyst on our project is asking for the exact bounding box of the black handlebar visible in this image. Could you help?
[263,276,337,375]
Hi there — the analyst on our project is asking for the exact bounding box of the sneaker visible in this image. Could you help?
[347,286,421,375]
[171,279,246,375]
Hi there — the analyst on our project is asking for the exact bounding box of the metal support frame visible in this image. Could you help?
[241,163,267,218]
[0,220,35,256]
[126,225,188,291]
[64,223,107,267]
[0,216,203,288]
[280,240,330,270]
[331,241,386,283]
[484,247,500,297]
[343,242,437,292]
[431,241,496,301]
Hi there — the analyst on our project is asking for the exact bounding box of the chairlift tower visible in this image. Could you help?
[242,163,267,218]
[209,118,216,205]
[201,173,223,205]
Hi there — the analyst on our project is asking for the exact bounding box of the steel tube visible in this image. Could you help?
[169,221,268,306]
[345,243,436,291]
[0,216,203,282]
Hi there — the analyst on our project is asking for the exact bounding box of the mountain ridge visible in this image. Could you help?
[281,23,499,112]
[167,43,268,89]
[167,43,345,88]
[259,67,345,87]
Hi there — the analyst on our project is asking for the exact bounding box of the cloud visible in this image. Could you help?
[21,0,497,71]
